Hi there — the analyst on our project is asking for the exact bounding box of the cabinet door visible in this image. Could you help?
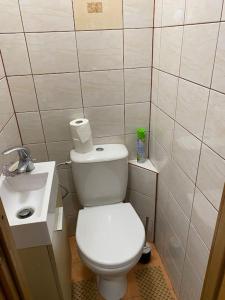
[51,207,71,300]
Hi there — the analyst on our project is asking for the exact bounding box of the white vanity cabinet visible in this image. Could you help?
[18,205,71,300]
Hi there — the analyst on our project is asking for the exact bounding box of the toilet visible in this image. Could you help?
[70,144,145,300]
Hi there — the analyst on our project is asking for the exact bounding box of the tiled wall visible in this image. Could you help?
[150,1,225,299]
[0,53,22,169]
[0,0,153,233]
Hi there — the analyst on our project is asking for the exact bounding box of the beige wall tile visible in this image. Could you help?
[20,0,74,32]
[180,23,219,87]
[0,0,23,33]
[26,32,78,74]
[125,102,150,134]
[204,90,225,158]
[84,105,124,137]
[8,75,38,112]
[93,135,124,145]
[154,0,163,27]
[160,26,183,76]
[157,71,178,118]
[124,28,152,68]
[162,0,185,26]
[212,23,225,93]
[151,68,159,105]
[172,123,201,182]
[0,78,14,130]
[192,188,218,249]
[197,144,225,210]
[24,143,48,162]
[185,0,223,23]
[176,79,209,139]
[34,73,82,110]
[76,30,123,71]
[47,140,73,164]
[0,34,31,76]
[74,0,122,30]
[124,68,151,103]
[16,112,44,144]
[123,0,153,28]
[81,70,124,107]
[41,108,84,142]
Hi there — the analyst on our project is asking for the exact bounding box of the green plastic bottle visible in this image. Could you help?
[136,128,146,163]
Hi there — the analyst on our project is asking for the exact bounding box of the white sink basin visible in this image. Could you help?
[0,162,58,249]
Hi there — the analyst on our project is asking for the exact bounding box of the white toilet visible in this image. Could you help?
[70,144,145,300]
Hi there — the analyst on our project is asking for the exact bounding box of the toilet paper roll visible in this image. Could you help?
[70,118,92,143]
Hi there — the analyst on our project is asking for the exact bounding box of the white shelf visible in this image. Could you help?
[129,159,158,173]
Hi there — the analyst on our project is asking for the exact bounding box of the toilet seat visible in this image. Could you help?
[76,203,145,269]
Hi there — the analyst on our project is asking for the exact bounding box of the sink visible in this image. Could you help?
[0,162,58,249]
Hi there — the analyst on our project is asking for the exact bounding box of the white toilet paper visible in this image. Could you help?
[70,118,93,153]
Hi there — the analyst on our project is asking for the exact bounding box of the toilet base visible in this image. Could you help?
[97,274,127,300]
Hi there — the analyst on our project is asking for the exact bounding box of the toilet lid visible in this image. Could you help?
[76,203,145,269]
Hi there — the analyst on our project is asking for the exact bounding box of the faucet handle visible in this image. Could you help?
[2,146,32,161]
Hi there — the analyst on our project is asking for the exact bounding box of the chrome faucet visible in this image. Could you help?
[1,146,35,176]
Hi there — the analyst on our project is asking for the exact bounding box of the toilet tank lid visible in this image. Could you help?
[70,144,128,163]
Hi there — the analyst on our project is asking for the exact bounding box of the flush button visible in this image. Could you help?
[96,147,104,151]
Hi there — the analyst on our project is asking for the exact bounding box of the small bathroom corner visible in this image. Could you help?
[0,1,225,300]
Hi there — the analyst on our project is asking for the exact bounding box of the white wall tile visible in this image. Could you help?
[160,26,183,75]
[153,28,161,68]
[128,189,155,240]
[197,144,225,210]
[154,0,163,27]
[0,0,22,33]
[192,188,218,249]
[0,55,4,79]
[0,78,14,130]
[41,108,83,142]
[27,32,78,74]
[19,0,74,32]
[124,28,152,68]
[162,0,185,26]
[24,143,48,162]
[125,102,150,134]
[124,68,151,103]
[123,0,153,28]
[76,30,123,71]
[34,73,82,110]
[185,0,223,23]
[84,105,124,137]
[157,71,178,118]
[168,160,195,219]
[186,225,210,281]
[204,90,225,158]
[172,123,201,182]
[8,75,38,112]
[180,23,219,87]
[179,257,203,300]
[0,34,31,76]
[128,164,156,198]
[176,79,209,139]
[212,23,225,93]
[81,70,124,107]
[47,140,73,165]
[151,69,159,105]
[16,112,44,144]
[93,135,125,145]
[158,178,189,250]
[151,106,174,156]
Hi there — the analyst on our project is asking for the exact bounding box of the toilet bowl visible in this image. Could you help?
[70,144,145,299]
[76,203,145,300]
